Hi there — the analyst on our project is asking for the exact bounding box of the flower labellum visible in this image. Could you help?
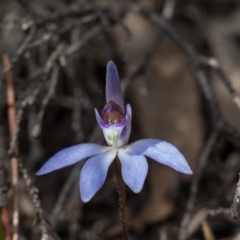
[36,60,192,203]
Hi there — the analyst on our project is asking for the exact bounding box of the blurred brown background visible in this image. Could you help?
[1,0,240,239]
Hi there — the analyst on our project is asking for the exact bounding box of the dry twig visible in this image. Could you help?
[32,65,59,138]
[231,173,240,219]
[134,6,240,142]
[50,125,103,227]
[179,132,218,240]
[3,54,54,240]
[3,54,19,240]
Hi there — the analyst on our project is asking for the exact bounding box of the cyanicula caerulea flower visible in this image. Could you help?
[36,61,192,202]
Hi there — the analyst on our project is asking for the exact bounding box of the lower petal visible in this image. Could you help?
[118,149,148,193]
[80,149,117,202]
[127,139,192,174]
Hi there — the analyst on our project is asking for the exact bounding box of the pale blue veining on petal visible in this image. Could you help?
[80,149,117,202]
[126,139,192,174]
[36,144,111,175]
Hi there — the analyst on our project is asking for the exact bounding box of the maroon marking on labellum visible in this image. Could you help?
[102,101,124,124]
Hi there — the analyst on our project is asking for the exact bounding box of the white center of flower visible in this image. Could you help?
[103,125,124,148]
[109,131,118,142]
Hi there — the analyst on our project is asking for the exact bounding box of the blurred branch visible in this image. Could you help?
[201,220,216,240]
[35,6,96,26]
[120,23,131,63]
[0,7,100,79]
[49,125,103,228]
[65,25,103,56]
[1,26,36,79]
[122,31,162,92]
[186,207,230,238]
[0,163,11,240]
[162,0,176,19]
[207,207,230,217]
[18,158,58,240]
[133,5,219,119]
[15,0,43,19]
[31,65,59,138]
[49,164,79,228]
[200,57,240,110]
[63,67,84,143]
[133,5,240,142]
[3,54,19,240]
[1,207,11,240]
[179,132,218,240]
[8,82,43,157]
[231,172,240,219]
[3,54,55,240]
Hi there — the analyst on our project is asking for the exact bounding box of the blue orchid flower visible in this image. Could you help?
[36,61,192,202]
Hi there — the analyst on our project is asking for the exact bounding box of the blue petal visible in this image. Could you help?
[127,139,192,174]
[80,149,117,202]
[118,149,148,193]
[36,144,111,175]
[94,108,106,127]
[120,104,132,144]
[106,61,124,112]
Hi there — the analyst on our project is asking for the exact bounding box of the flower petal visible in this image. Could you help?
[80,149,117,202]
[106,61,124,111]
[127,139,192,174]
[118,149,148,193]
[120,104,132,144]
[94,108,106,127]
[36,144,111,175]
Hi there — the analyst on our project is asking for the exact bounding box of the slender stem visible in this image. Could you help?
[1,207,12,240]
[113,160,129,240]
[3,54,18,240]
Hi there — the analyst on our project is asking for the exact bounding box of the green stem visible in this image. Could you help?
[113,160,129,240]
